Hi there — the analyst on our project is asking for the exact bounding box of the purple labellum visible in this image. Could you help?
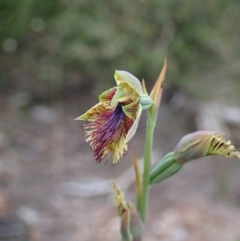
[82,102,133,163]
[96,103,125,145]
[94,103,126,162]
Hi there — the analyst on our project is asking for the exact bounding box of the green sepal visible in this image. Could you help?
[114,70,143,96]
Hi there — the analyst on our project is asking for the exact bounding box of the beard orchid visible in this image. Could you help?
[76,71,153,164]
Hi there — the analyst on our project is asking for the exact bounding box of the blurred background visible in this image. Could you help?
[1,0,240,240]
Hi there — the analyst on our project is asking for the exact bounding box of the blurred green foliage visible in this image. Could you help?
[1,0,240,99]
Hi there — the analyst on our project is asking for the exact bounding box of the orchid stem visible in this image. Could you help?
[138,110,155,223]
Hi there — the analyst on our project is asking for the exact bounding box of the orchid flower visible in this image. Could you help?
[76,71,153,164]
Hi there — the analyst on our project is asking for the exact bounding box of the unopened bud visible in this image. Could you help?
[121,204,144,241]
[174,130,240,163]
[112,181,144,241]
[150,152,183,184]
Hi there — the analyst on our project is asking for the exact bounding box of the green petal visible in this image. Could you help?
[99,87,117,103]
[114,70,143,96]
[122,100,139,120]
[125,105,142,143]
[75,102,111,121]
[111,86,127,107]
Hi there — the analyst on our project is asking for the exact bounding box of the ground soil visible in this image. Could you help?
[0,92,240,241]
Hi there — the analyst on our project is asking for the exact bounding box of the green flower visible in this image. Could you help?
[76,71,153,164]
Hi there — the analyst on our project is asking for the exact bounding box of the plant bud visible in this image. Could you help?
[112,181,144,241]
[120,204,144,241]
[174,130,240,163]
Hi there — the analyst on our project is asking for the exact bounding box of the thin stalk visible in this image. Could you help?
[138,110,155,223]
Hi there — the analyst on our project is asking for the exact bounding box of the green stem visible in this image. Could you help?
[138,110,155,223]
